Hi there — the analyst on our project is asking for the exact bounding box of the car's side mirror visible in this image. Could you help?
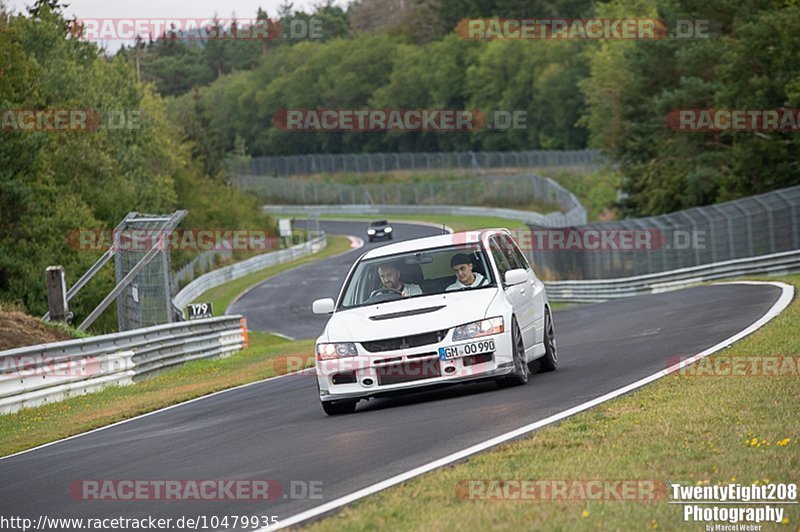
[504,268,528,286]
[312,298,335,314]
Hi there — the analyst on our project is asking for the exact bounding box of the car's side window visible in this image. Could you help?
[489,238,512,283]
[501,234,530,270]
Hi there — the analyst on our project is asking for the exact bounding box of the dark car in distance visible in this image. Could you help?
[367,220,393,242]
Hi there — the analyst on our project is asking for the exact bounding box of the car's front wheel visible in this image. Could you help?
[496,317,528,387]
[321,400,357,415]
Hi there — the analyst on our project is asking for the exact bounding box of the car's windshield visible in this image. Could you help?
[338,244,495,309]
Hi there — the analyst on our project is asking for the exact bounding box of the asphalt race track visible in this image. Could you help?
[0,220,786,529]
[229,220,444,339]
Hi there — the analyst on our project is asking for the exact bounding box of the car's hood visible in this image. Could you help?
[322,289,498,342]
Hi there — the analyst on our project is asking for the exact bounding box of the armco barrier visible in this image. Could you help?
[0,316,246,414]
[241,174,587,226]
[172,234,327,314]
[544,250,800,302]
[263,203,585,228]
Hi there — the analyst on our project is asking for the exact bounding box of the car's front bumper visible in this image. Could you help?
[317,331,513,402]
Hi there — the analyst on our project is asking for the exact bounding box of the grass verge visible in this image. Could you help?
[306,275,799,531]
[540,168,623,222]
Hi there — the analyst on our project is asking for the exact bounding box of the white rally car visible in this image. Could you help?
[311,229,557,415]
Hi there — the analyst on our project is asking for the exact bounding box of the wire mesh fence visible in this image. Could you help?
[114,213,185,331]
[227,148,797,283]
[528,186,800,280]
[228,149,603,177]
[234,173,586,224]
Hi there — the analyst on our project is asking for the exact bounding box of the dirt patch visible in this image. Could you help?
[0,310,74,351]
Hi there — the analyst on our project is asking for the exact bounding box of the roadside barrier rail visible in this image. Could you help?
[0,316,247,414]
[172,234,327,314]
[544,250,800,302]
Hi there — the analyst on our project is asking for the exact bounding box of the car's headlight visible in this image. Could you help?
[317,342,358,361]
[452,317,504,341]
[367,229,376,235]
[384,227,393,232]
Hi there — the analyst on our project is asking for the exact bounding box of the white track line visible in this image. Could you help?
[263,281,794,531]
[0,367,313,463]
[0,281,791,518]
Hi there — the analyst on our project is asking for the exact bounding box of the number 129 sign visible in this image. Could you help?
[187,302,214,320]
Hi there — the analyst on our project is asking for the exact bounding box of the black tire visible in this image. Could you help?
[496,318,528,388]
[388,233,393,239]
[538,306,558,373]
[321,400,357,415]
[368,237,373,242]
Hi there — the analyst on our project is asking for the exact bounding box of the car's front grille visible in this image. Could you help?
[376,357,441,385]
[361,329,448,353]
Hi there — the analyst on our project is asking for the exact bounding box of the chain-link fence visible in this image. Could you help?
[228,149,603,177]
[114,212,186,331]
[528,186,800,280]
[171,247,234,294]
[235,173,585,222]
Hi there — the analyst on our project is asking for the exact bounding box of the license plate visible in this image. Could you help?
[438,339,496,361]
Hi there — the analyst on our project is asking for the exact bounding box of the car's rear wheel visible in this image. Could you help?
[496,318,528,387]
[537,306,558,373]
[321,400,357,415]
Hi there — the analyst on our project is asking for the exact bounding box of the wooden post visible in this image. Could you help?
[46,266,69,322]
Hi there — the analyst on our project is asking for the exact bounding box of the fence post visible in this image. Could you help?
[752,196,776,253]
[775,190,799,249]
[695,208,717,264]
[46,266,69,322]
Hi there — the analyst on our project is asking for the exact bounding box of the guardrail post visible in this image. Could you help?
[752,197,776,253]
[773,190,799,250]
[240,317,249,349]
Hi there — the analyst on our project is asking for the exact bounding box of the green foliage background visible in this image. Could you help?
[0,4,272,331]
[147,0,800,217]
[2,0,800,328]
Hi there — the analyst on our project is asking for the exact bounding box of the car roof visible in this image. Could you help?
[369,220,389,225]
[362,228,509,259]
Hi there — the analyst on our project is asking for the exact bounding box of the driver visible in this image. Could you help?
[446,253,488,291]
[377,262,422,298]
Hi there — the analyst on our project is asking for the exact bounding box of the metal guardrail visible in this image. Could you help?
[263,203,586,228]
[172,234,328,314]
[544,250,800,302]
[0,316,247,414]
[237,173,586,221]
